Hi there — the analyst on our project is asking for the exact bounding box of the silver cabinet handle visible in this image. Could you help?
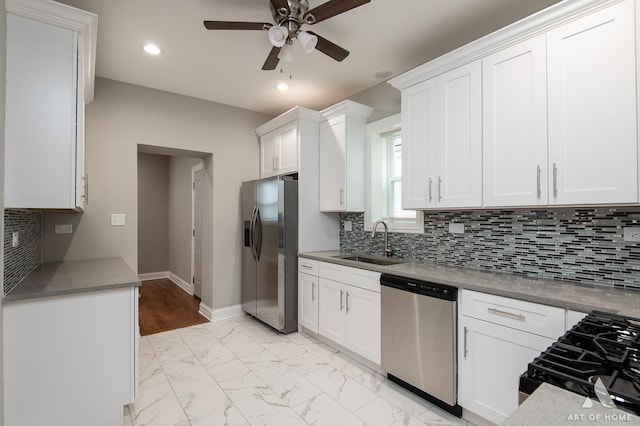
[464,326,468,358]
[276,155,280,169]
[273,156,276,170]
[340,290,344,311]
[312,283,316,301]
[300,264,313,270]
[438,176,443,202]
[339,188,344,205]
[346,291,350,313]
[552,163,558,197]
[82,174,89,205]
[428,177,433,202]
[536,165,541,198]
[488,307,526,321]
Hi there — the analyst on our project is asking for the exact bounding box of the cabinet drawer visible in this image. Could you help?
[318,261,381,293]
[460,290,565,339]
[298,258,318,276]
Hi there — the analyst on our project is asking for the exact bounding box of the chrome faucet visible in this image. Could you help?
[371,220,393,258]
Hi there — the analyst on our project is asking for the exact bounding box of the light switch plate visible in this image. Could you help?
[449,223,465,234]
[11,232,18,247]
[111,214,126,226]
[54,224,73,234]
[344,221,352,231]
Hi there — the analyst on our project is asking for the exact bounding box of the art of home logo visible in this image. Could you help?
[566,377,634,422]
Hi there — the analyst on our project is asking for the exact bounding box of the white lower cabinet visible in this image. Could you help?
[4,287,138,426]
[298,258,319,333]
[316,261,381,364]
[458,289,566,424]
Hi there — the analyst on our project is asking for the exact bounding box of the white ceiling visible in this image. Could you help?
[56,0,561,116]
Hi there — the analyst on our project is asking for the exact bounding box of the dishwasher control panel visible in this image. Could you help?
[380,274,457,301]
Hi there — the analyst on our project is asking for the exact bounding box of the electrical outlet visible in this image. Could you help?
[624,227,640,242]
[55,224,73,234]
[344,220,352,231]
[449,223,465,234]
[11,232,18,248]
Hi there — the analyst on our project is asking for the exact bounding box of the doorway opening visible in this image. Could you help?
[136,144,213,333]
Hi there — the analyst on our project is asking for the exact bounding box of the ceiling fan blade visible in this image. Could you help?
[270,0,290,15]
[262,46,281,70]
[308,32,349,62]
[203,21,271,30]
[304,0,370,24]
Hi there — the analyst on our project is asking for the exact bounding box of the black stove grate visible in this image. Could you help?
[520,310,640,415]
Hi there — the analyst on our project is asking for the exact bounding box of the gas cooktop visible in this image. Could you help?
[520,311,640,415]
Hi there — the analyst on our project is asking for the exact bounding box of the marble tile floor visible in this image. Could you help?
[124,315,474,426]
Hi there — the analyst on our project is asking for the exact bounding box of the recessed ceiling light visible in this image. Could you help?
[143,43,162,55]
[276,82,289,91]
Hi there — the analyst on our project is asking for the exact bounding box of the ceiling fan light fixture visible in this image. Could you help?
[268,25,289,47]
[280,42,294,62]
[297,30,317,54]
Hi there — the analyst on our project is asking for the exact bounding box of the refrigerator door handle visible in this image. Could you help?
[249,206,256,261]
[255,208,263,261]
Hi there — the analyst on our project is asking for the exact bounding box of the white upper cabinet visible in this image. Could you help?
[260,120,298,178]
[401,79,437,209]
[482,35,548,207]
[547,0,637,205]
[391,0,639,209]
[400,61,482,209]
[4,0,96,211]
[436,61,482,208]
[319,100,373,212]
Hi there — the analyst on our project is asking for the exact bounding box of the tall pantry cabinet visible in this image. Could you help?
[5,0,97,211]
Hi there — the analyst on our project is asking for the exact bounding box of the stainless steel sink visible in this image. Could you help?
[338,255,402,266]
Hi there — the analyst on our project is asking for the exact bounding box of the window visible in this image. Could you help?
[365,114,423,233]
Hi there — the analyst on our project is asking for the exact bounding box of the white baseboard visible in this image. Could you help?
[169,272,193,295]
[138,271,170,281]
[198,302,214,321]
[208,304,244,322]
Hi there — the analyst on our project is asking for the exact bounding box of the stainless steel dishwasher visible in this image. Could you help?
[380,273,461,417]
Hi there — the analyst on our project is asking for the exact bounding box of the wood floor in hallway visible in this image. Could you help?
[139,278,208,336]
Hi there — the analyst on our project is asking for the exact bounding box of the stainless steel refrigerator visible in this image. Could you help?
[241,177,298,333]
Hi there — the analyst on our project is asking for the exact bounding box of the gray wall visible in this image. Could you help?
[137,153,169,274]
[42,77,271,310]
[169,156,202,284]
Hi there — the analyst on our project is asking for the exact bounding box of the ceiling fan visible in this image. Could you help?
[203,0,370,70]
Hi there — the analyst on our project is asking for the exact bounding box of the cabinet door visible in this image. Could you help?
[319,116,347,211]
[483,35,548,207]
[346,285,380,364]
[458,316,554,424]
[276,121,298,176]
[318,278,347,346]
[5,14,78,209]
[260,129,278,178]
[547,0,637,205]
[401,79,437,209]
[298,272,319,333]
[435,61,482,208]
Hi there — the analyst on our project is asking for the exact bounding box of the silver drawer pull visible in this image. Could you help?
[300,264,313,270]
[488,307,525,321]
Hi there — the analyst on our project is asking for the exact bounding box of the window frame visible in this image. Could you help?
[364,114,424,234]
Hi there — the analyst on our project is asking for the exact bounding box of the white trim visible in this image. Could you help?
[169,272,193,295]
[320,100,373,120]
[388,0,626,90]
[365,114,424,234]
[191,162,204,298]
[255,106,324,136]
[138,271,169,281]
[209,304,245,322]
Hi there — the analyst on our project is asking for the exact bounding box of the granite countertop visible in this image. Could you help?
[4,257,141,302]
[503,383,640,425]
[299,251,640,317]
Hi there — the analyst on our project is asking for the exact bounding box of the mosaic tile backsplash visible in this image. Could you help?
[4,210,42,294]
[340,208,640,289]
